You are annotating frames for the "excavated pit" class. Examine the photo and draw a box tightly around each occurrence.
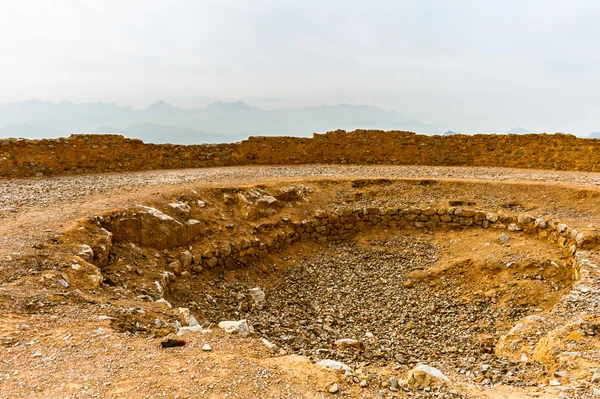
[160,229,572,385]
[81,179,590,388]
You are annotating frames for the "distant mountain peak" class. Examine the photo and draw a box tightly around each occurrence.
[205,101,258,112]
[147,100,173,109]
[507,126,531,134]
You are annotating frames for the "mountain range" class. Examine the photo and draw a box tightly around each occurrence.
[0,100,438,144]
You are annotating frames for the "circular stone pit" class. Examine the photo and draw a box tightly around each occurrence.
[167,228,573,387]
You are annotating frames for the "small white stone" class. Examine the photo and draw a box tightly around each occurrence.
[507,223,522,232]
[316,359,352,372]
[57,279,69,288]
[202,344,212,351]
[328,383,339,394]
[261,338,279,352]
[93,327,106,335]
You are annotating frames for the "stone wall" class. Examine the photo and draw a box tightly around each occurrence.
[0,134,235,177]
[3,130,600,178]
[99,203,595,284]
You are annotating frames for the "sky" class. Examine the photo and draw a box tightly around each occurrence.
[0,0,599,134]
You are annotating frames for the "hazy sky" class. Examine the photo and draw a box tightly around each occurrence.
[1,0,599,134]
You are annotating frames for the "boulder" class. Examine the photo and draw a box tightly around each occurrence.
[89,227,113,266]
[178,307,199,327]
[575,229,600,249]
[138,206,185,249]
[260,338,279,352]
[218,320,251,334]
[78,244,94,261]
[407,364,450,388]
[334,338,363,350]
[169,260,182,276]
[507,223,522,232]
[168,202,191,214]
[186,219,202,241]
[180,251,193,269]
[249,287,266,309]
[63,257,103,289]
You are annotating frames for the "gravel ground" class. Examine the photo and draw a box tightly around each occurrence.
[0,163,595,261]
[4,164,600,210]
[177,234,559,390]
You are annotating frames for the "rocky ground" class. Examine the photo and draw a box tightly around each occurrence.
[3,165,600,398]
[167,229,571,391]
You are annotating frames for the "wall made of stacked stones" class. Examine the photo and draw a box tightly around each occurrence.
[3,130,600,178]
[100,204,589,281]
[0,134,236,177]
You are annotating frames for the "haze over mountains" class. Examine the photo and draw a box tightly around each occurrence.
[0,100,439,144]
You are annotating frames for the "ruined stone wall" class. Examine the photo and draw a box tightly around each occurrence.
[98,203,594,289]
[2,130,600,178]
[0,134,236,177]
[235,130,600,171]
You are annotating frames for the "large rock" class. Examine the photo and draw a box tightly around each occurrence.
[78,244,94,261]
[138,206,185,249]
[62,257,103,289]
[180,251,193,269]
[88,227,113,267]
[218,320,250,334]
[104,215,141,243]
[334,338,363,350]
[249,287,266,309]
[407,364,450,388]
[169,260,182,276]
[260,338,279,352]
[219,243,232,257]
[168,202,191,214]
[178,307,199,327]
[101,208,175,249]
[185,219,203,241]
[575,229,600,249]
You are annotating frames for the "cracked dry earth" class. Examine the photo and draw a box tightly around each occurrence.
[3,165,600,398]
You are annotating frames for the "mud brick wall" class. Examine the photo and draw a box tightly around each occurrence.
[2,130,600,178]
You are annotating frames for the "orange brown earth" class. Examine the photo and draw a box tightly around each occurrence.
[2,164,600,398]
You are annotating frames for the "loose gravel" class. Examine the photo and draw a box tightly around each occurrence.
[4,164,600,210]
[182,235,551,389]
